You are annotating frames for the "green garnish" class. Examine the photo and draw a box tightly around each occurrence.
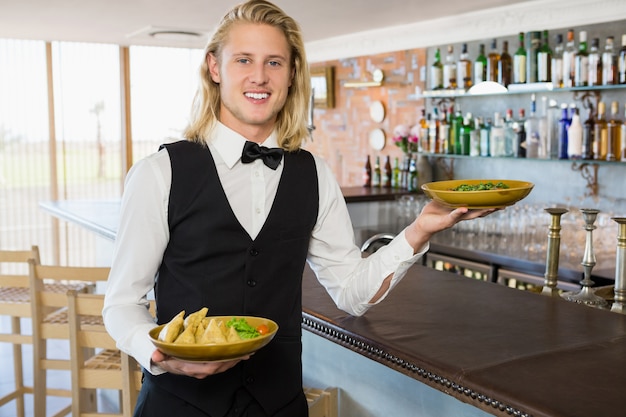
[226,317,260,339]
[451,182,510,191]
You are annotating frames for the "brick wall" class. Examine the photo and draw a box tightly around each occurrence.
[306,48,427,186]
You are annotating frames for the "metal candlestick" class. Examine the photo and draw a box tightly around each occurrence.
[561,208,608,308]
[611,217,626,314]
[542,208,568,297]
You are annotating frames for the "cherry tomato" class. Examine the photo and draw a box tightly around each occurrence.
[256,324,269,335]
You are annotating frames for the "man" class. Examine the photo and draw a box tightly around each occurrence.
[103,1,495,416]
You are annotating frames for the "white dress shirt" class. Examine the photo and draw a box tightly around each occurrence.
[103,122,427,373]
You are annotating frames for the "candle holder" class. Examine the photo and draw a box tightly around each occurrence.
[561,208,608,308]
[611,217,626,314]
[542,208,568,297]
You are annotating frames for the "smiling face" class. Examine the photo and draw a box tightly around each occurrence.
[207,22,294,142]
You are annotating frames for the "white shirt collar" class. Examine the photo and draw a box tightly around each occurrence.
[208,122,280,169]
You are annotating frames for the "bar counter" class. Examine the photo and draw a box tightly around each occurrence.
[40,200,626,416]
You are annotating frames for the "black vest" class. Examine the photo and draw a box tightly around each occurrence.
[146,140,318,416]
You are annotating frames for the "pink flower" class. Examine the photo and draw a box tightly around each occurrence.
[393,124,410,139]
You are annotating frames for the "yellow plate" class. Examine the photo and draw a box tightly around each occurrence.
[421,179,534,209]
[149,316,278,362]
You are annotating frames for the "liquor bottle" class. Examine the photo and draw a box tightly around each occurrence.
[407,157,418,192]
[551,34,564,88]
[372,155,381,187]
[546,99,560,159]
[400,156,409,189]
[620,34,626,84]
[474,44,487,85]
[490,112,506,157]
[574,30,589,87]
[537,96,550,158]
[363,155,372,187]
[516,108,527,158]
[391,157,401,189]
[582,107,595,160]
[527,31,542,83]
[537,30,552,83]
[562,29,576,87]
[525,94,540,158]
[457,43,472,90]
[419,109,429,152]
[607,101,622,161]
[479,117,491,157]
[594,101,608,160]
[448,107,461,155]
[504,109,516,157]
[443,45,457,89]
[587,38,601,86]
[470,117,481,157]
[382,155,392,188]
[429,108,440,153]
[567,108,583,159]
[557,103,570,159]
[430,48,444,90]
[513,33,527,84]
[602,36,617,85]
[487,39,500,82]
[437,107,450,154]
[498,40,512,87]
[462,114,475,156]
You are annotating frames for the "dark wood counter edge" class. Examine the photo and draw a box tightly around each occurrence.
[301,310,521,417]
[340,186,417,203]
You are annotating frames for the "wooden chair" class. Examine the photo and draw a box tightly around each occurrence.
[0,246,41,417]
[28,260,112,417]
[305,387,338,417]
[67,290,143,417]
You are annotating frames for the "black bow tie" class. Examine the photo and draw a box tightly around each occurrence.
[241,141,284,170]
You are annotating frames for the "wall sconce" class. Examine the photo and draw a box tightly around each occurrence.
[344,69,385,88]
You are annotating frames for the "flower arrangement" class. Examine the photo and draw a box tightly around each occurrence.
[392,124,419,156]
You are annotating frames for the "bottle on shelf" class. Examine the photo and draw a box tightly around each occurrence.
[439,107,450,154]
[607,101,622,161]
[562,29,576,87]
[557,103,571,159]
[602,36,617,86]
[525,94,540,158]
[400,155,409,189]
[429,107,440,153]
[567,107,583,159]
[537,30,552,83]
[391,157,401,189]
[363,155,372,187]
[457,43,473,90]
[551,33,564,88]
[515,108,527,158]
[430,48,444,90]
[407,157,418,192]
[574,30,589,87]
[594,101,608,160]
[498,40,512,87]
[474,43,487,85]
[513,32,527,84]
[490,112,506,157]
[527,31,542,83]
[382,155,392,188]
[582,107,595,160]
[461,113,474,156]
[620,34,626,84]
[504,108,516,157]
[487,39,500,83]
[480,117,491,157]
[457,110,468,155]
[621,105,626,161]
[443,44,457,89]
[537,96,550,158]
[587,37,602,86]
[470,116,481,157]
[419,108,429,153]
[372,155,382,187]
[448,107,461,155]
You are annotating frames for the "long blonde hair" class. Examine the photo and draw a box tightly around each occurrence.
[183,0,311,152]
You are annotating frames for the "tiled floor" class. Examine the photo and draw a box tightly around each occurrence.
[0,316,118,417]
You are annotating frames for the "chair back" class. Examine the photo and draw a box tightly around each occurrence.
[67,290,140,417]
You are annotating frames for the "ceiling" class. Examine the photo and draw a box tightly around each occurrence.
[0,0,532,49]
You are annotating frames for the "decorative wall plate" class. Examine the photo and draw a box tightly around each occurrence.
[369,128,386,151]
[369,100,385,123]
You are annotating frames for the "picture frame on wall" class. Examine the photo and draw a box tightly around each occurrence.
[310,66,335,109]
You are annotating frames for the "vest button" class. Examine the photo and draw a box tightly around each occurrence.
[249,248,259,256]
[247,280,256,287]
[246,376,255,384]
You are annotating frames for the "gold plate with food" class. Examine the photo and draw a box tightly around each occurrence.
[149,308,278,362]
[421,179,534,209]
